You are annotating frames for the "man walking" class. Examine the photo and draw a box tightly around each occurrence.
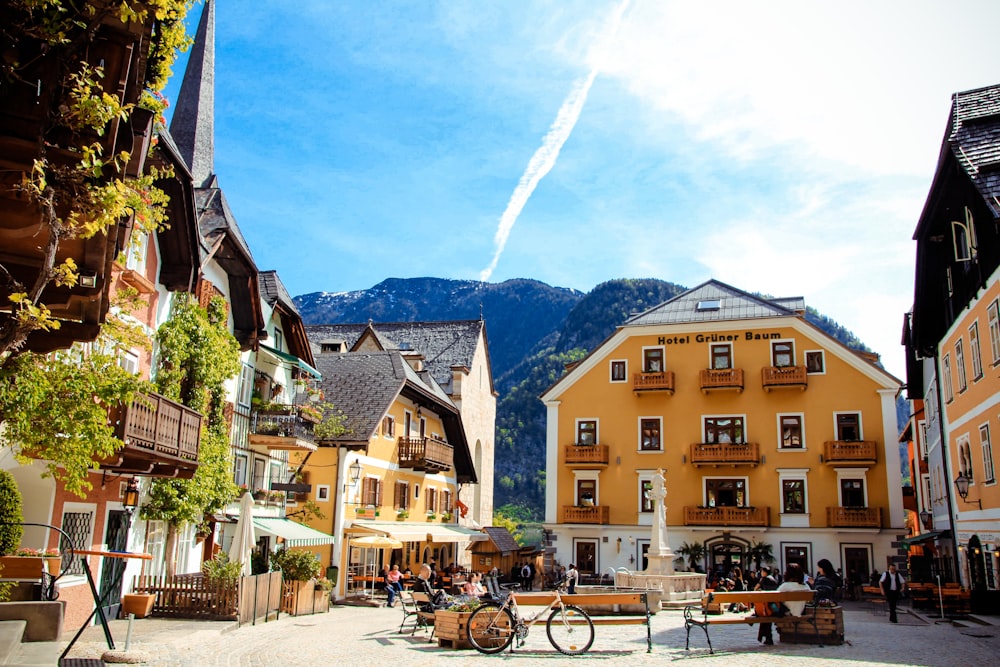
[879,563,906,623]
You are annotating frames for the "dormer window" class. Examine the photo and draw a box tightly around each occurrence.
[697,299,721,311]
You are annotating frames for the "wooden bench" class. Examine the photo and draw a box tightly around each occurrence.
[510,591,653,653]
[684,590,821,654]
[407,592,437,641]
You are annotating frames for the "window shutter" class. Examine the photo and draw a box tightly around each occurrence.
[376,479,383,507]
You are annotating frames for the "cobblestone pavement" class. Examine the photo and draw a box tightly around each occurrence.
[61,601,997,667]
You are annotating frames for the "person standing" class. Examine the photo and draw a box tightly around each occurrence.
[880,564,906,623]
[565,563,579,594]
[754,565,779,645]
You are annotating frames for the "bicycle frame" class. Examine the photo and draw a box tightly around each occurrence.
[468,584,595,655]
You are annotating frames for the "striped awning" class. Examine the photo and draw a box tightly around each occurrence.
[251,517,335,547]
[348,521,488,544]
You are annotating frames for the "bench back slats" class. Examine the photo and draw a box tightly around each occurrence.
[703,590,815,606]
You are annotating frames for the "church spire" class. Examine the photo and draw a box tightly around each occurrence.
[170,0,215,188]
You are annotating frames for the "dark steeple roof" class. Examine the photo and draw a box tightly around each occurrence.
[170,0,215,188]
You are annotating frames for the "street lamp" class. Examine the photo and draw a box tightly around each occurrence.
[345,460,363,494]
[953,472,983,510]
[919,509,933,530]
[122,478,140,515]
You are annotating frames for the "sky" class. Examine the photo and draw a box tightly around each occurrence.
[162,0,1000,380]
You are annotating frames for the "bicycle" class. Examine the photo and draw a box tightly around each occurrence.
[466,582,595,655]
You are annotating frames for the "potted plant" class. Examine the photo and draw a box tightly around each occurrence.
[440,512,453,522]
[272,548,326,616]
[396,509,409,520]
[426,512,437,521]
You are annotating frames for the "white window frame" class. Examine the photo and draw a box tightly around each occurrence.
[636,470,655,525]
[777,412,806,450]
[572,470,600,506]
[125,230,148,272]
[969,321,983,380]
[777,468,810,528]
[233,454,248,486]
[835,468,869,507]
[988,299,1000,364]
[943,354,954,402]
[316,484,330,502]
[641,346,666,373]
[981,423,996,485]
[702,475,750,508]
[609,359,628,383]
[918,420,929,459]
[920,473,932,513]
[702,413,748,445]
[955,339,968,392]
[804,349,826,375]
[957,433,973,480]
[637,416,663,453]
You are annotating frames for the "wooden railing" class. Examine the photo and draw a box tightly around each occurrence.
[689,441,760,466]
[564,444,609,465]
[823,440,877,464]
[106,390,203,478]
[761,366,808,391]
[684,505,770,527]
[398,436,453,472]
[561,505,610,524]
[632,371,675,393]
[132,571,283,624]
[699,368,744,392]
[827,506,881,528]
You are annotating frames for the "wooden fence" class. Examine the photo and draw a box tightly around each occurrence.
[130,571,282,624]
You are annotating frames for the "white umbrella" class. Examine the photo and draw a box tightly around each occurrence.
[351,535,402,598]
[228,492,256,576]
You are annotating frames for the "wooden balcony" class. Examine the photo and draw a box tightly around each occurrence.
[561,505,610,524]
[689,442,761,467]
[564,444,609,467]
[632,371,675,394]
[249,408,318,452]
[684,506,770,527]
[761,366,808,391]
[823,440,877,465]
[827,506,882,528]
[104,391,203,479]
[699,368,744,393]
[398,436,453,473]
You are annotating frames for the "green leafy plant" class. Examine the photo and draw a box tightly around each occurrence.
[201,551,242,588]
[396,509,409,519]
[270,547,321,582]
[677,541,706,572]
[314,576,333,592]
[0,469,25,556]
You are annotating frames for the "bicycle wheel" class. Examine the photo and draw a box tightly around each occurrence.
[467,603,516,654]
[546,604,594,655]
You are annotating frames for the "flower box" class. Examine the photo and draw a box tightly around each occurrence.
[121,593,156,618]
[0,555,62,579]
[355,508,378,520]
[434,610,474,649]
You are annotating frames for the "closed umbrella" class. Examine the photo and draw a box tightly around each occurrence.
[351,535,402,599]
[228,492,256,576]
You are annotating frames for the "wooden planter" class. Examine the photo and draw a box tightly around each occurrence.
[281,580,330,616]
[434,610,474,649]
[0,556,62,579]
[121,593,156,618]
[777,606,844,644]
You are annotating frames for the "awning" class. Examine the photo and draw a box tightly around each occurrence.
[900,529,951,547]
[259,344,321,379]
[348,521,488,544]
[252,517,336,547]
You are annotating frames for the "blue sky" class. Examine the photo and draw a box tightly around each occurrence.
[163,0,1000,379]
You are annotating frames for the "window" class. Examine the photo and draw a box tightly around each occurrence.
[610,360,627,383]
[779,415,803,449]
[711,344,732,370]
[805,350,825,374]
[782,479,805,514]
[989,300,1000,364]
[124,231,148,271]
[426,487,438,514]
[316,485,330,502]
[918,420,929,459]
[970,322,983,380]
[921,474,931,512]
[577,420,597,445]
[643,347,664,373]
[383,415,395,438]
[943,354,954,402]
[576,479,597,506]
[840,478,866,507]
[361,477,383,507]
[771,340,794,367]
[697,299,721,311]
[252,459,266,490]
[836,413,861,441]
[704,416,745,444]
[705,478,746,507]
[442,490,452,514]
[952,208,978,262]
[237,363,255,409]
[117,349,140,375]
[639,479,653,513]
[639,418,662,451]
[955,340,967,392]
[981,425,995,484]
[394,482,409,510]
[273,327,284,352]
[233,455,247,486]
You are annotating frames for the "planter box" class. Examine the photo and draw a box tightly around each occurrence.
[434,610,474,649]
[0,556,61,579]
[777,606,844,645]
[354,508,378,520]
[121,593,156,618]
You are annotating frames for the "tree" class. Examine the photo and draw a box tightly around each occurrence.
[677,541,706,572]
[748,539,775,570]
[139,293,241,575]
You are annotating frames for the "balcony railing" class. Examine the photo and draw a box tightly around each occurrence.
[689,441,761,466]
[105,391,203,479]
[249,407,318,452]
[823,440,877,465]
[398,436,453,473]
[561,505,610,524]
[564,444,609,466]
[684,506,770,527]
[827,506,882,528]
[761,366,808,391]
[699,368,744,393]
[632,371,675,393]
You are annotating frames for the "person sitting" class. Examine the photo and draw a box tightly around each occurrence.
[777,563,812,617]
[385,564,404,607]
[813,558,842,602]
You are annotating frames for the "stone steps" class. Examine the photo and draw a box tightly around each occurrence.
[0,620,64,667]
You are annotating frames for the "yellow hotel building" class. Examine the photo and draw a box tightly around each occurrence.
[541,280,903,580]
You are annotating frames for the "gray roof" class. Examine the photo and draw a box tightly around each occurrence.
[948,84,1000,217]
[625,280,802,327]
[169,0,215,189]
[480,526,520,554]
[259,270,299,315]
[305,320,488,392]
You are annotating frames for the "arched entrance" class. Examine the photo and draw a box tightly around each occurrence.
[704,534,749,576]
[968,535,987,591]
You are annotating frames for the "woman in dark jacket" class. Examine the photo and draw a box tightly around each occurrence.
[813,558,842,601]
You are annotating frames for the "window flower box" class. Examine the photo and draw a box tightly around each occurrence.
[0,554,62,579]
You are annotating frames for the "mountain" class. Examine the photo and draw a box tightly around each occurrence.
[295,277,899,519]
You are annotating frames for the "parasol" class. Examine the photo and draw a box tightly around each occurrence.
[351,535,402,598]
[227,492,256,576]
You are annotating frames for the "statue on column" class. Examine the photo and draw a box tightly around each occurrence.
[643,468,674,574]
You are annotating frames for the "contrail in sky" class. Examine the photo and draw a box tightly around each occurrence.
[479,0,630,282]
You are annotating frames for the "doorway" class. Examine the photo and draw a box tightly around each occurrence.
[575,540,598,576]
[98,510,129,621]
